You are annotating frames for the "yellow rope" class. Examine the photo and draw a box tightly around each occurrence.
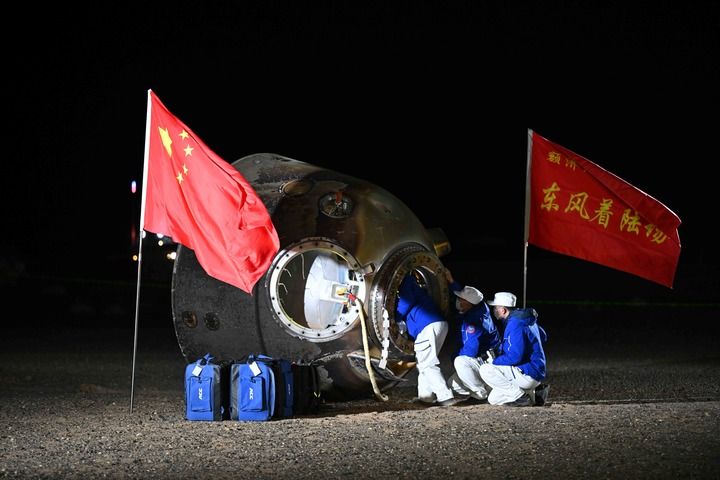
[353,297,389,402]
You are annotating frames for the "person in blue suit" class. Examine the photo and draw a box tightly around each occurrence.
[396,273,462,406]
[444,269,500,401]
[479,291,548,406]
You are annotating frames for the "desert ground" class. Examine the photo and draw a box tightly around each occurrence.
[2,305,719,479]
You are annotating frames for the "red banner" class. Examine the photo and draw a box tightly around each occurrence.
[143,91,279,293]
[528,130,681,288]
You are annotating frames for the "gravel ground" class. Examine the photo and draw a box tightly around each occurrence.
[2,312,719,479]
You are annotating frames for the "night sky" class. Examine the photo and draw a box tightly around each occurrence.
[3,2,718,313]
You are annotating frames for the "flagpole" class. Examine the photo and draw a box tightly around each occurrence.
[522,129,534,309]
[130,89,154,413]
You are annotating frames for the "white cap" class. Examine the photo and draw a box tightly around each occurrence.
[486,292,517,307]
[454,286,483,305]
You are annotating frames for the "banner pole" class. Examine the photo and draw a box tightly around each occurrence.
[522,129,534,309]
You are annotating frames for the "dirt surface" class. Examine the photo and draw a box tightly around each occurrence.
[2,314,719,479]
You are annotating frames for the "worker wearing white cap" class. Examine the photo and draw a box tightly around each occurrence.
[444,269,500,401]
[479,291,548,407]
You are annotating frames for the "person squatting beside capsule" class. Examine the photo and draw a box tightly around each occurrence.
[479,291,548,407]
[444,268,500,402]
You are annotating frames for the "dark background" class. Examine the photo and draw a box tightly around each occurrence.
[3,2,718,329]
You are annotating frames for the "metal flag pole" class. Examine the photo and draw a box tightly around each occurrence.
[129,232,145,413]
[130,89,154,413]
[522,129,534,309]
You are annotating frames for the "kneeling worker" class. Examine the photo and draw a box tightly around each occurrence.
[444,269,500,402]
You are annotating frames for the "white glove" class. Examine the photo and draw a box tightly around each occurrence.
[397,321,407,336]
[485,349,495,364]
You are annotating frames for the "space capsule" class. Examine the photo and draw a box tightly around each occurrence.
[172,153,452,400]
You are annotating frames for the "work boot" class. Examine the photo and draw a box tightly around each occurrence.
[470,387,489,401]
[436,396,465,407]
[504,393,531,407]
[534,383,550,406]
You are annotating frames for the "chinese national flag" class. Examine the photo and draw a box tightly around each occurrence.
[528,130,681,288]
[142,90,279,293]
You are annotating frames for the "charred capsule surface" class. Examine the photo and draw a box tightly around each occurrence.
[172,153,450,399]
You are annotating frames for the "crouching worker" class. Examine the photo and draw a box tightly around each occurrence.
[444,268,499,402]
[479,292,548,407]
[397,273,463,407]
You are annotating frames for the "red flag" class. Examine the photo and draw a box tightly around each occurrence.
[527,130,681,288]
[142,90,279,293]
